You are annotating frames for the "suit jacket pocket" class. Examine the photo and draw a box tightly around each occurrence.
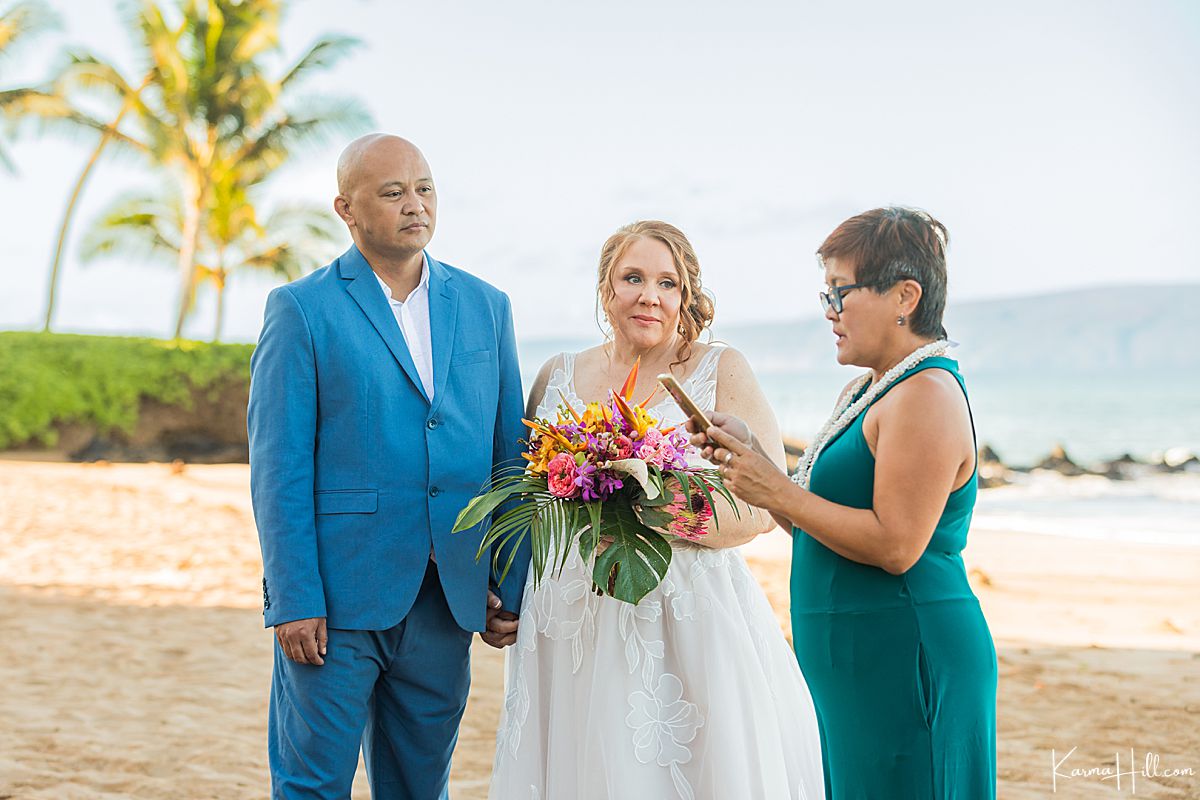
[451,349,492,366]
[314,489,378,514]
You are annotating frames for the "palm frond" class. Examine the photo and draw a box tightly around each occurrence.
[11,0,369,333]
[226,2,279,63]
[234,95,372,165]
[0,1,58,63]
[263,202,341,234]
[138,3,189,115]
[278,35,361,92]
[0,87,147,154]
[79,188,183,264]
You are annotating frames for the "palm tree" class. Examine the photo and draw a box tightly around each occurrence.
[200,167,344,342]
[206,204,343,343]
[9,0,368,336]
[3,5,142,336]
[81,174,342,342]
[0,1,58,171]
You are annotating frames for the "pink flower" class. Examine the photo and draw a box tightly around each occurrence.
[547,453,581,498]
[637,443,667,468]
[636,428,676,468]
[614,435,634,460]
[663,479,714,541]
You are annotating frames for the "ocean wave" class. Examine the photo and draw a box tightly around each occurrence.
[973,472,1200,545]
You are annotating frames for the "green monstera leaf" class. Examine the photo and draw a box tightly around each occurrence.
[457,461,739,605]
[591,501,673,605]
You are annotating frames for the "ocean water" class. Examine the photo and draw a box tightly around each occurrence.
[755,369,1200,546]
[751,369,1200,468]
[518,344,1200,546]
[519,344,1200,467]
[971,472,1200,546]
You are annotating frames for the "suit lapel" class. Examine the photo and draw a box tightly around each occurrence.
[339,245,429,403]
[428,257,458,415]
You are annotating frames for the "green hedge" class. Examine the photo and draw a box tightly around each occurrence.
[0,332,254,449]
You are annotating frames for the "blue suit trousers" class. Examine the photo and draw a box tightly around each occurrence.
[268,562,472,799]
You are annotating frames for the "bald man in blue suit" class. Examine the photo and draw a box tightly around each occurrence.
[248,134,529,799]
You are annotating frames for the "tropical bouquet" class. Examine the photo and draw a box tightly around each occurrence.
[452,360,738,605]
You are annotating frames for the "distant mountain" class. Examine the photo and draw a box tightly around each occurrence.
[716,284,1200,374]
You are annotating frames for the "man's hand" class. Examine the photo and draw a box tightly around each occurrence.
[275,617,328,666]
[481,590,519,649]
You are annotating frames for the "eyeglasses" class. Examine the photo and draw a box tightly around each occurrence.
[819,283,872,315]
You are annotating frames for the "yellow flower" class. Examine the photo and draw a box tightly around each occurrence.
[628,403,661,439]
[523,431,559,476]
[578,403,608,433]
[609,390,661,439]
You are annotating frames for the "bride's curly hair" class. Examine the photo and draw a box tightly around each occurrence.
[596,220,716,365]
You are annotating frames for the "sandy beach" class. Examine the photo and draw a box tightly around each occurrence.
[1,460,1197,799]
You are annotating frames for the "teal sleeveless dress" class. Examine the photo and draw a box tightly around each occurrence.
[791,357,997,799]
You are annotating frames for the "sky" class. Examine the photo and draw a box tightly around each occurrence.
[1,0,1198,343]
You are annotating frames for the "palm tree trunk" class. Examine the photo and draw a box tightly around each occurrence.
[174,126,218,341]
[212,261,227,343]
[41,83,145,333]
[43,136,111,332]
[172,183,203,340]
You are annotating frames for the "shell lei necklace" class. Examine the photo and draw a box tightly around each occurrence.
[791,339,952,489]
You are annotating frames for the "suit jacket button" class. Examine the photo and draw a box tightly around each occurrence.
[427,418,439,430]
[429,486,441,497]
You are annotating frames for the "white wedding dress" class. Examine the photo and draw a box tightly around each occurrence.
[488,347,825,800]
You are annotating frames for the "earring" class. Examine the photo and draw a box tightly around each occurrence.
[897,315,906,326]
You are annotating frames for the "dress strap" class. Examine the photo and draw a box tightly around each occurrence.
[546,352,576,391]
[536,352,583,420]
[865,356,959,408]
[867,356,978,482]
[563,351,577,386]
[684,344,726,413]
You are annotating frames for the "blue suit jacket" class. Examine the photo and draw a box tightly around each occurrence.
[248,245,529,632]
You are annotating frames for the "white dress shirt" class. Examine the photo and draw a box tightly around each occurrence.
[374,253,435,401]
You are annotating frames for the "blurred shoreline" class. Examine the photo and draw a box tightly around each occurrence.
[6,438,1199,553]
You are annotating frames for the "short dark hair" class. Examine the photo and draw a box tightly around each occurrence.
[817,207,949,339]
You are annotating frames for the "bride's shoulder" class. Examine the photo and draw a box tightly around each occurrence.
[677,341,726,372]
[570,344,609,374]
[708,345,764,401]
[699,342,748,378]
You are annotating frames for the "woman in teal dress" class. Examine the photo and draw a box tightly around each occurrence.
[689,207,997,799]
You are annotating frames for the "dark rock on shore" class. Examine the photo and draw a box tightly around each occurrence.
[1098,453,1142,480]
[773,437,1196,489]
[1160,449,1200,473]
[978,443,1012,488]
[1093,450,1199,479]
[1170,456,1200,473]
[1034,444,1089,477]
[979,444,1004,465]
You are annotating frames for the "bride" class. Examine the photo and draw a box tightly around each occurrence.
[489,221,824,799]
